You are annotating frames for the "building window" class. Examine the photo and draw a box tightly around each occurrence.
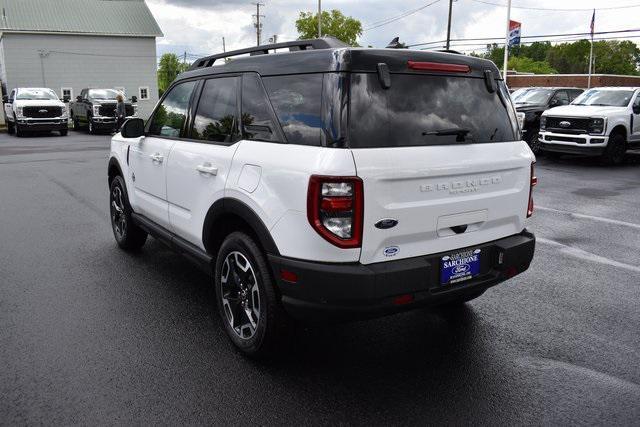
[139,86,150,100]
[61,87,73,101]
[115,87,125,96]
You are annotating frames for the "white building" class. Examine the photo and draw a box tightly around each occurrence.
[0,0,163,121]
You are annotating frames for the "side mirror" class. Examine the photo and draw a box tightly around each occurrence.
[76,96,82,102]
[633,104,640,115]
[63,96,70,103]
[131,95,138,103]
[2,95,7,103]
[121,118,145,138]
[549,98,559,107]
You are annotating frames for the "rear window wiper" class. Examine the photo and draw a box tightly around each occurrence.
[422,128,471,142]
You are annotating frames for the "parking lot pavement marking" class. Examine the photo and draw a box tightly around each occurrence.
[537,237,640,274]
[537,206,640,231]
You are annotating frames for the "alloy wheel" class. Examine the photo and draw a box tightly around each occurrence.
[220,251,261,339]
[111,186,126,239]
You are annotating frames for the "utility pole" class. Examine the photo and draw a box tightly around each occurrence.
[318,0,322,38]
[588,9,595,88]
[445,0,453,50]
[252,2,264,46]
[222,36,226,53]
[502,0,512,84]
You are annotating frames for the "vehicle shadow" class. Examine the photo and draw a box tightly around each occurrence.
[538,150,640,167]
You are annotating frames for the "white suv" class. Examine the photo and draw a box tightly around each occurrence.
[108,38,536,356]
[540,86,640,164]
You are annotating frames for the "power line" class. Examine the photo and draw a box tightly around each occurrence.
[408,27,640,47]
[468,0,640,12]
[424,34,640,51]
[363,0,443,31]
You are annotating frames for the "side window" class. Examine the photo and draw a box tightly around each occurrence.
[553,91,569,106]
[148,80,196,138]
[262,74,323,146]
[633,94,640,110]
[569,90,582,102]
[81,89,88,100]
[190,77,239,143]
[241,73,281,142]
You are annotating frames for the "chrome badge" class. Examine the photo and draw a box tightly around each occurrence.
[375,218,398,229]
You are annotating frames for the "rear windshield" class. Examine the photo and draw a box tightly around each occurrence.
[349,73,516,148]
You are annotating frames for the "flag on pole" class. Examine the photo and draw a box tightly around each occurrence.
[590,9,595,36]
[508,20,521,48]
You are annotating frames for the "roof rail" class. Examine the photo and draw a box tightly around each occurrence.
[435,49,463,55]
[188,37,348,71]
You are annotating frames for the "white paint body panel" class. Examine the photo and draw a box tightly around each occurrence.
[351,142,535,265]
[166,140,239,248]
[227,140,360,262]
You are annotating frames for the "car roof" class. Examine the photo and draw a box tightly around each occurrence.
[586,86,640,91]
[178,37,502,81]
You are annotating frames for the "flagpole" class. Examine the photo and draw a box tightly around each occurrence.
[503,0,511,84]
[588,9,594,88]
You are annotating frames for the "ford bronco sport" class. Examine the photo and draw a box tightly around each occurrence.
[108,37,536,356]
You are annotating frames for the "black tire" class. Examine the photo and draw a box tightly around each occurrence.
[601,133,626,166]
[15,123,24,137]
[71,112,79,130]
[214,231,291,358]
[59,129,68,136]
[109,175,147,250]
[526,129,542,155]
[88,117,95,134]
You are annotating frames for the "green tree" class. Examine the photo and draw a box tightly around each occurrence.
[508,56,557,74]
[157,53,189,96]
[295,9,362,46]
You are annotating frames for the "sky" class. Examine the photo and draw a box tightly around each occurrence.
[146,0,640,61]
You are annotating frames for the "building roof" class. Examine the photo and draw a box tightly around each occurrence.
[0,0,163,37]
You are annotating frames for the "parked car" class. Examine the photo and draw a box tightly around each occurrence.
[540,86,640,164]
[70,88,137,134]
[107,37,537,357]
[513,87,584,154]
[3,87,68,137]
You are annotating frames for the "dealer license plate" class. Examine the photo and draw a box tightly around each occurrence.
[440,248,481,285]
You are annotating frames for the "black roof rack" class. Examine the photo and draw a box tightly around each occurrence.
[188,37,349,71]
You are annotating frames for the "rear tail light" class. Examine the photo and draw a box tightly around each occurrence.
[307,175,363,249]
[527,162,537,218]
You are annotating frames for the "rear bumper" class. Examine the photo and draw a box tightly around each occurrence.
[269,230,535,322]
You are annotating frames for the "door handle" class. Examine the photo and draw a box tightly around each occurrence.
[150,153,163,164]
[196,163,218,176]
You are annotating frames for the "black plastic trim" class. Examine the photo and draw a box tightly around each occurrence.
[541,142,605,156]
[131,213,213,275]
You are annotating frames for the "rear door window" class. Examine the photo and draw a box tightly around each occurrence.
[190,77,239,143]
[262,74,323,146]
[349,73,515,148]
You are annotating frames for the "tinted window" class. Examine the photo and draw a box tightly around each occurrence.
[349,73,515,148]
[263,74,322,146]
[148,80,196,138]
[191,77,238,143]
[514,88,554,105]
[241,74,281,142]
[552,91,569,105]
[569,89,583,101]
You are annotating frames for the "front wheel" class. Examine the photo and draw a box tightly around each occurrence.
[215,232,291,358]
[109,175,147,250]
[7,120,15,135]
[59,129,68,136]
[601,133,626,165]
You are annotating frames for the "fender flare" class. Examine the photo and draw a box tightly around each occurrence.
[107,157,124,187]
[202,198,280,256]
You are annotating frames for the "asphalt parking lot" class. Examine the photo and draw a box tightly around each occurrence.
[1,131,639,424]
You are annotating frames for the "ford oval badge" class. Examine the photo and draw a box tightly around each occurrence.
[375,218,398,229]
[383,246,399,257]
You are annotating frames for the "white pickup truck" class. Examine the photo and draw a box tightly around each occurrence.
[3,87,69,137]
[539,86,640,164]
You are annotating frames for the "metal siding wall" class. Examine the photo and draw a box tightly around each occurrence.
[2,33,159,118]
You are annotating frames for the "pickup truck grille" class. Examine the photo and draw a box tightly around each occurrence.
[546,117,590,134]
[99,104,116,116]
[23,106,62,118]
[99,104,135,116]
